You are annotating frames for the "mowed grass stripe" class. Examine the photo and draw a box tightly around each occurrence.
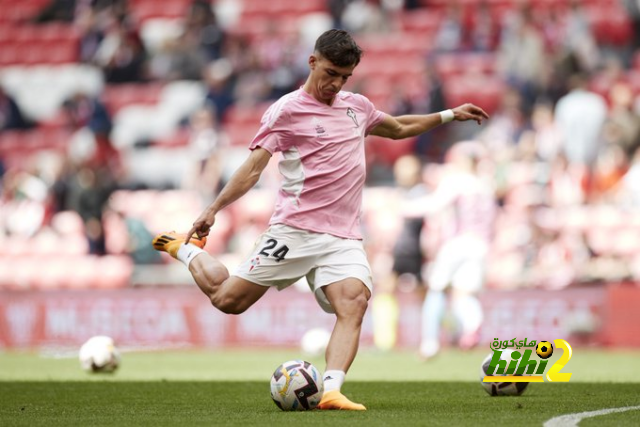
[1,349,639,383]
[1,382,639,427]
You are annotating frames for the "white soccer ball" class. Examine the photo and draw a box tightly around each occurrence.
[79,336,121,373]
[300,328,331,356]
[479,350,530,396]
[270,360,324,411]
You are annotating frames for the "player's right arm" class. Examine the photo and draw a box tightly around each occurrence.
[186,147,272,242]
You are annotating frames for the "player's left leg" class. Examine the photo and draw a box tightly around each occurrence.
[317,278,369,411]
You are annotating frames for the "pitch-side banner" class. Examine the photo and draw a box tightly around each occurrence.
[0,285,630,349]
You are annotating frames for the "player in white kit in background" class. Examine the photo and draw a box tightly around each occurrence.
[153,29,489,410]
[406,142,497,360]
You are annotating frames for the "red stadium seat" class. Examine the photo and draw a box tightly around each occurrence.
[443,75,504,115]
[399,8,443,36]
[102,83,164,115]
[223,103,269,127]
[94,256,133,289]
[224,125,260,146]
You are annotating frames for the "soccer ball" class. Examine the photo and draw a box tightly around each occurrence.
[536,341,554,359]
[270,360,324,411]
[300,328,331,356]
[79,336,121,373]
[480,350,529,396]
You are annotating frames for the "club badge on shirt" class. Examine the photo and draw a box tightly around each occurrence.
[346,107,359,127]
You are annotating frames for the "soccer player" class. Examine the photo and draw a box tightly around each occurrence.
[408,143,497,360]
[153,29,488,410]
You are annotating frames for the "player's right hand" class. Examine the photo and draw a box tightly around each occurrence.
[185,209,216,245]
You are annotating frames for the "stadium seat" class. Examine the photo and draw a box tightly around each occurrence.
[399,8,443,36]
[65,256,100,289]
[94,256,133,289]
[224,125,261,146]
[102,83,164,115]
[223,103,270,127]
[132,0,190,22]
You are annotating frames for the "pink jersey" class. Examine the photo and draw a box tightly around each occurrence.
[249,88,386,239]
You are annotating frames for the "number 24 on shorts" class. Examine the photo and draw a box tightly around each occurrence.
[258,239,289,262]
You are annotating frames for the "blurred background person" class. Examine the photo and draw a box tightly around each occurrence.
[0,87,33,131]
[372,154,428,352]
[554,73,608,198]
[403,142,496,359]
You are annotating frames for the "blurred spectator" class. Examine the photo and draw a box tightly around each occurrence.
[183,108,228,198]
[62,165,117,255]
[465,0,498,52]
[603,82,640,158]
[433,3,463,52]
[108,207,162,264]
[623,0,640,49]
[204,59,236,123]
[554,73,607,189]
[616,146,640,207]
[0,88,33,131]
[185,0,226,62]
[415,62,448,158]
[63,91,112,136]
[62,91,120,171]
[547,152,586,207]
[254,28,305,100]
[327,0,351,29]
[0,169,48,237]
[341,0,390,35]
[497,5,546,112]
[32,0,77,23]
[517,102,563,162]
[94,18,147,83]
[563,0,600,73]
[227,36,272,107]
[150,31,207,81]
[478,87,527,151]
[590,144,628,203]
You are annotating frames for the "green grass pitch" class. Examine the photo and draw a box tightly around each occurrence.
[1,348,639,426]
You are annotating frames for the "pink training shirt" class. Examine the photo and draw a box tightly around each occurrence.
[249,88,386,239]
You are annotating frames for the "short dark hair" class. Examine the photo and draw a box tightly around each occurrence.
[314,29,363,67]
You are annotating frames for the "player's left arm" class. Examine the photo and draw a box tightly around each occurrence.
[369,103,489,140]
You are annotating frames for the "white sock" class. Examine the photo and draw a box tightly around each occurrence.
[177,243,205,267]
[323,370,345,392]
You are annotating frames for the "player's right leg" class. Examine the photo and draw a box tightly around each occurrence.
[316,278,369,411]
[152,231,268,314]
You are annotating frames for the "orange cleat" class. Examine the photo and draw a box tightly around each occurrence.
[152,231,206,259]
[317,390,366,411]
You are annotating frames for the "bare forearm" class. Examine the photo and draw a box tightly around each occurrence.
[209,165,261,214]
[370,104,489,140]
[393,113,444,139]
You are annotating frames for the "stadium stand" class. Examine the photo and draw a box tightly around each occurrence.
[1,0,640,293]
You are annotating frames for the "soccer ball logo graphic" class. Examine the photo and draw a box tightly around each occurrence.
[270,360,324,411]
[536,341,554,359]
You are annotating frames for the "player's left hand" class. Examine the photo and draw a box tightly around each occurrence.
[452,103,490,125]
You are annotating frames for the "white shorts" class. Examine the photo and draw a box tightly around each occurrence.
[427,235,488,293]
[233,224,373,313]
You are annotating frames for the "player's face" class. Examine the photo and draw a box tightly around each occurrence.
[308,54,355,104]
